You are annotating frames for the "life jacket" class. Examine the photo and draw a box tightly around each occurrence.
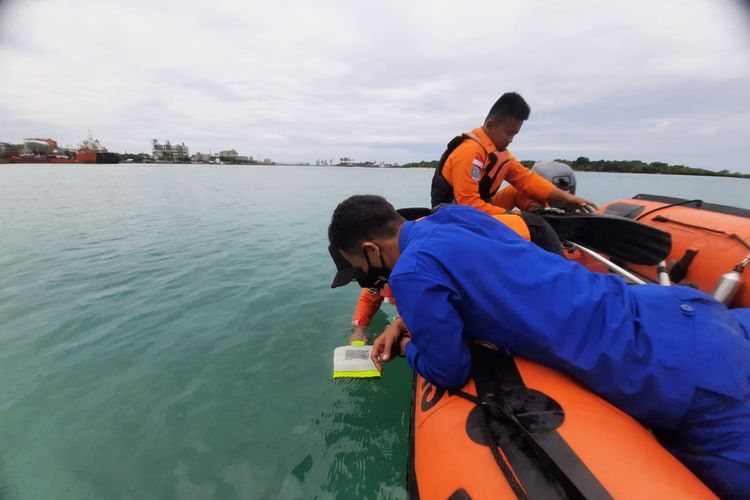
[430,132,513,208]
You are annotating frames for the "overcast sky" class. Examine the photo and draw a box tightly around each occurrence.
[1,0,749,171]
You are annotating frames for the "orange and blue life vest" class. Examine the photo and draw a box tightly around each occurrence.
[431,128,556,217]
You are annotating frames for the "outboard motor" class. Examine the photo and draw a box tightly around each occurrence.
[532,160,577,209]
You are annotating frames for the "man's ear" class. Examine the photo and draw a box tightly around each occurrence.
[361,241,380,256]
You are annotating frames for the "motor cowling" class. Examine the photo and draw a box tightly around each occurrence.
[532,160,577,208]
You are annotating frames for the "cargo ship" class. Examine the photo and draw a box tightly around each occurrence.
[4,136,120,164]
[8,138,78,163]
[75,136,120,164]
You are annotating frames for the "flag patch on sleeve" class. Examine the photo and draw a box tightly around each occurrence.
[470,156,483,181]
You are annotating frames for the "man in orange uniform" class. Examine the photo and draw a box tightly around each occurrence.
[431,92,596,216]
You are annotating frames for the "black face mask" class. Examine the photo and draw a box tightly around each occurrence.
[355,248,391,289]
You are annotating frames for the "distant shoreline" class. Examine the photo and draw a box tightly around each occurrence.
[397,157,750,179]
[4,157,748,179]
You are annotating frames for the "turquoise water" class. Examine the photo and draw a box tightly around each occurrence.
[0,165,748,499]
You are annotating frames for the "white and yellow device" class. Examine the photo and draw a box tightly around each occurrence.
[332,341,381,378]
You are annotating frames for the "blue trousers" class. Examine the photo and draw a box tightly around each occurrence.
[665,387,750,499]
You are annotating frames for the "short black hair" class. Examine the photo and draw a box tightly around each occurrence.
[328,195,404,252]
[486,92,530,122]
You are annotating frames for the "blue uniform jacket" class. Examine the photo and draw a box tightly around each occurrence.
[392,205,750,430]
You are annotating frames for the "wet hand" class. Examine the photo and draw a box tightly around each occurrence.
[349,326,369,345]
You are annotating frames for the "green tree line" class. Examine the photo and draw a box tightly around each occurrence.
[398,157,750,179]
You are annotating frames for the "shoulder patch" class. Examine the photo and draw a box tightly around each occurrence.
[470,164,481,181]
[471,154,483,181]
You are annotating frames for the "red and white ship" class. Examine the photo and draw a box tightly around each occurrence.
[75,135,120,164]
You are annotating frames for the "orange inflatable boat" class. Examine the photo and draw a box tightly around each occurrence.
[406,194,748,498]
[593,194,750,307]
[408,346,716,499]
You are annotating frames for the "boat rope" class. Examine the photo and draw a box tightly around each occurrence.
[476,403,530,500]
[635,198,703,221]
[474,346,613,499]
[651,215,750,251]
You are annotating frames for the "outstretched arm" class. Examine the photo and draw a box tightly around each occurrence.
[390,274,472,389]
[349,288,384,343]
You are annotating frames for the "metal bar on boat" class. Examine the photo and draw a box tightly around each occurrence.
[567,242,648,285]
[657,261,671,286]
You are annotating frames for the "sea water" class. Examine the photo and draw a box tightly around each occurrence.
[0,164,748,499]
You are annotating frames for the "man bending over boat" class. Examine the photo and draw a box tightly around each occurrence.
[330,208,542,345]
[327,194,750,498]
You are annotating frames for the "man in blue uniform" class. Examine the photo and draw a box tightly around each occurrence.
[327,194,750,498]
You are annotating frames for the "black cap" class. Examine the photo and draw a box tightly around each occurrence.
[329,244,358,288]
[328,207,433,289]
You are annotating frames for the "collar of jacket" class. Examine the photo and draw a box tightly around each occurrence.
[465,127,499,155]
[398,220,417,256]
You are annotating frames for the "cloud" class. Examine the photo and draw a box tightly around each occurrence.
[0,0,749,171]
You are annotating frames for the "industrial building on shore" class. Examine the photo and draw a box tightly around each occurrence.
[1,135,276,165]
[151,139,189,162]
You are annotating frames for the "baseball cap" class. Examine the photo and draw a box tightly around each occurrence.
[329,207,433,288]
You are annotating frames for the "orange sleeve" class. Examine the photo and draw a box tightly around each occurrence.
[504,157,557,202]
[444,143,507,216]
[351,288,384,327]
[492,185,541,212]
[491,185,521,210]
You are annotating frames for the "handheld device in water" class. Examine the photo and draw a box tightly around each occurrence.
[332,342,381,378]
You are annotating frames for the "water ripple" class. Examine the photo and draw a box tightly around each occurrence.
[1,166,747,499]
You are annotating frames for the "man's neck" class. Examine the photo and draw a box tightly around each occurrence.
[381,224,403,268]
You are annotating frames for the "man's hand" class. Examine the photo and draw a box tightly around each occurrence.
[371,319,407,371]
[525,200,545,214]
[349,326,369,345]
[549,188,598,213]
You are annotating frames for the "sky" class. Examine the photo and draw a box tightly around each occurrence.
[1,0,749,171]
